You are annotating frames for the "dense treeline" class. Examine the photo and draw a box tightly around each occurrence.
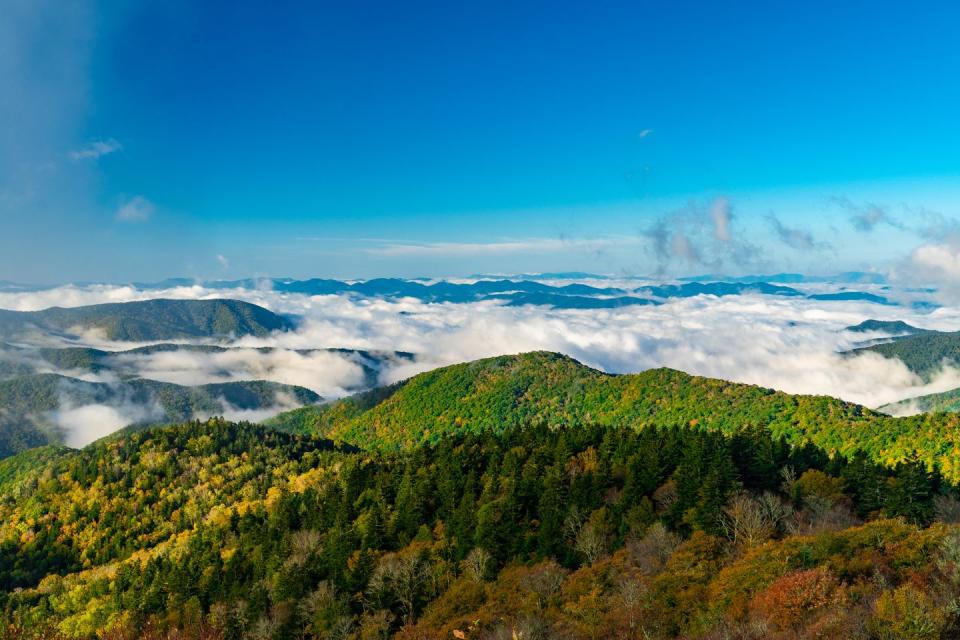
[2,416,958,639]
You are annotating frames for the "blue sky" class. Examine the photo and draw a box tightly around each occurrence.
[2,0,959,282]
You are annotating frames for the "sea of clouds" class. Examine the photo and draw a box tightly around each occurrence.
[5,278,960,445]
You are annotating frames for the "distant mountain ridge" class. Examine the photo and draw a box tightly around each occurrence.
[0,298,292,342]
[0,341,413,389]
[679,271,888,284]
[1,276,910,308]
[129,276,896,308]
[846,319,928,335]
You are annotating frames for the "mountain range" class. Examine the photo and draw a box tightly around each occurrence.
[1,277,910,309]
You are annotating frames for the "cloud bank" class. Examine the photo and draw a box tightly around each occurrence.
[4,280,960,415]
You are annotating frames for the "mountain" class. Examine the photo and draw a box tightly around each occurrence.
[267,351,960,482]
[495,292,659,308]
[848,330,960,378]
[0,341,413,390]
[0,373,320,459]
[638,281,803,298]
[809,291,892,304]
[125,276,917,308]
[846,319,928,335]
[0,298,292,342]
[880,387,960,416]
[680,271,889,284]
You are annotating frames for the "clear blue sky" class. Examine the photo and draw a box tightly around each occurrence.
[2,0,959,282]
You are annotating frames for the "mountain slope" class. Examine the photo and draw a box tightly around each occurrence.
[880,387,960,416]
[0,298,292,342]
[845,319,928,335]
[268,351,960,480]
[0,373,320,458]
[0,342,412,391]
[848,330,960,378]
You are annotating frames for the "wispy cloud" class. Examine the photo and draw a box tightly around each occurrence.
[69,138,122,161]
[638,129,654,139]
[216,254,230,269]
[767,214,829,251]
[830,196,901,233]
[115,195,154,222]
[643,196,759,272]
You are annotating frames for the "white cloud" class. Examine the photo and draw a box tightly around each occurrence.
[113,348,372,398]
[210,390,309,424]
[217,254,230,269]
[910,243,960,279]
[116,195,154,222]
[638,129,654,139]
[894,240,960,304]
[69,138,122,161]
[52,402,161,448]
[5,280,960,414]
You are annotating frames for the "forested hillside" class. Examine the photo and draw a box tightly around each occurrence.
[0,343,411,383]
[0,299,292,342]
[849,330,960,378]
[1,416,957,639]
[0,374,319,459]
[269,352,960,482]
[845,319,927,335]
[880,386,960,416]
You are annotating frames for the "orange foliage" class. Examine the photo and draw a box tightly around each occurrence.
[750,567,843,630]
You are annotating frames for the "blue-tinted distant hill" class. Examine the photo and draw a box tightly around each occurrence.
[846,319,928,335]
[637,281,802,298]
[679,271,888,285]
[128,276,906,308]
[2,277,915,310]
[493,293,659,308]
[809,291,893,305]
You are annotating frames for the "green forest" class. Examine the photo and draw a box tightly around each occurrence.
[1,352,960,638]
[850,330,960,379]
[0,299,292,343]
[268,352,960,482]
